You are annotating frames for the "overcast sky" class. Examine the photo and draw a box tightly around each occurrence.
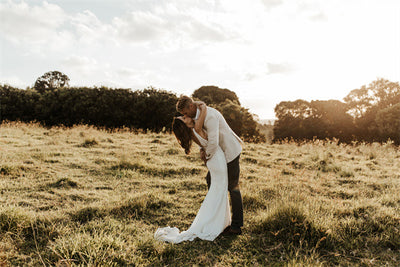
[1,0,399,119]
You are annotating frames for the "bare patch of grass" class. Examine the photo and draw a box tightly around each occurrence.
[338,170,354,178]
[165,148,179,155]
[48,178,79,189]
[0,165,14,175]
[243,157,258,164]
[79,138,98,148]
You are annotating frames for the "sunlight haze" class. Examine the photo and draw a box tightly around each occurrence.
[1,0,399,119]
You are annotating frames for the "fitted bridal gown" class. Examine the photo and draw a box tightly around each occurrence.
[154,129,231,243]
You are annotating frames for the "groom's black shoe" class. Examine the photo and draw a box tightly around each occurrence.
[222,226,242,236]
[221,226,231,235]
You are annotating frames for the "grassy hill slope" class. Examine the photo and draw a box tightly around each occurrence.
[1,122,399,266]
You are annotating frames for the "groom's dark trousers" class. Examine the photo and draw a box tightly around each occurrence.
[205,154,243,229]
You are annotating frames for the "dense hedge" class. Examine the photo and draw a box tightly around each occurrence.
[0,85,178,132]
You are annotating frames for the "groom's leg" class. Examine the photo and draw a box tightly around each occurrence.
[227,155,243,229]
[205,171,211,189]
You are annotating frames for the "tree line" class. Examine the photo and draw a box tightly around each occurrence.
[0,71,265,142]
[273,78,400,144]
[2,71,398,144]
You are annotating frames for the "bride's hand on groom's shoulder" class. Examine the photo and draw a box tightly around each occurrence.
[194,100,206,107]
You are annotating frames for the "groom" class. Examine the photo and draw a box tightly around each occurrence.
[176,95,243,235]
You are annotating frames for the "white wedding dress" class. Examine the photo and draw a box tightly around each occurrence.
[154,129,231,243]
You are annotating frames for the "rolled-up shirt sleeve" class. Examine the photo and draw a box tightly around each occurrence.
[205,113,219,160]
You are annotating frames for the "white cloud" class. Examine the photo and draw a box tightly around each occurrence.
[0,1,117,52]
[0,0,67,44]
[111,5,237,47]
[185,19,234,42]
[261,0,284,9]
[71,10,116,45]
[116,67,137,77]
[113,11,168,43]
[308,11,327,21]
[0,75,27,88]
[0,0,241,52]
[62,55,97,68]
[244,73,259,81]
[267,62,296,75]
[61,55,100,79]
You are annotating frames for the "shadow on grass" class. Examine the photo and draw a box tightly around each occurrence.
[109,195,171,220]
[243,188,278,211]
[69,206,105,224]
[248,205,338,264]
[69,193,173,224]
[337,208,400,251]
[110,160,202,177]
[245,204,400,265]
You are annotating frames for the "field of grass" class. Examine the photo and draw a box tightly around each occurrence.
[1,122,399,266]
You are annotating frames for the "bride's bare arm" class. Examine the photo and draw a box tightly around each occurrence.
[193,100,205,106]
[194,103,207,138]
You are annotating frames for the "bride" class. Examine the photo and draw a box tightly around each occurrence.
[154,103,231,243]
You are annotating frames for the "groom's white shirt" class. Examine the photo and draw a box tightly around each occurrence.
[195,107,242,163]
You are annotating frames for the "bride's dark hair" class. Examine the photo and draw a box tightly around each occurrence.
[172,117,192,155]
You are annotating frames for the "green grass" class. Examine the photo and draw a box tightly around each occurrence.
[0,121,399,266]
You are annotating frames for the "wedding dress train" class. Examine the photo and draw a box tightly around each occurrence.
[154,129,231,243]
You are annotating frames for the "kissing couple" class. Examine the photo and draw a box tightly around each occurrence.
[154,95,244,243]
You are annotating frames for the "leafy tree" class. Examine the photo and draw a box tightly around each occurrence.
[216,100,266,143]
[310,100,354,142]
[274,100,313,119]
[366,78,400,108]
[343,85,371,118]
[344,78,400,142]
[192,86,240,105]
[273,100,315,141]
[215,99,244,136]
[273,79,400,143]
[375,103,400,144]
[34,71,70,94]
[273,99,355,142]
[191,86,265,143]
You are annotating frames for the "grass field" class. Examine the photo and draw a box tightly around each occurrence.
[1,122,399,266]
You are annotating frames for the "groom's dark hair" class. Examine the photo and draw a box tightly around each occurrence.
[176,95,193,113]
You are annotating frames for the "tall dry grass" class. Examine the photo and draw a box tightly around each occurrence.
[0,122,399,266]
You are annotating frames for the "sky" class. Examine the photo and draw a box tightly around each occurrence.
[0,0,399,119]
